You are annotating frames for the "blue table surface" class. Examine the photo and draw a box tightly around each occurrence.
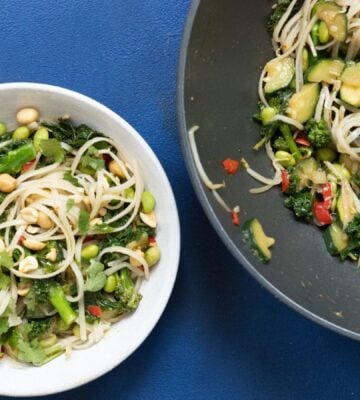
[1,1,360,399]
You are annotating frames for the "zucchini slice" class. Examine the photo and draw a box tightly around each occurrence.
[264,57,295,94]
[340,84,360,107]
[323,222,349,255]
[295,157,319,189]
[336,190,356,226]
[340,63,360,87]
[242,218,275,263]
[315,2,348,42]
[307,59,345,84]
[286,83,320,123]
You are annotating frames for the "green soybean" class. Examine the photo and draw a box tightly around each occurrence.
[12,126,30,140]
[275,150,296,167]
[81,244,99,260]
[261,107,277,125]
[141,191,155,213]
[145,246,161,267]
[104,275,117,293]
[125,187,135,199]
[33,127,49,151]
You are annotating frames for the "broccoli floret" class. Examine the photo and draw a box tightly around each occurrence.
[114,269,142,312]
[344,213,360,259]
[284,191,314,219]
[24,279,76,326]
[253,89,294,141]
[305,118,331,148]
[6,320,63,366]
[273,136,289,151]
[23,318,54,342]
[84,269,142,316]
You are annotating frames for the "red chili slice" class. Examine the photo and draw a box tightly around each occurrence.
[313,200,332,226]
[222,158,240,175]
[295,132,311,147]
[231,210,240,226]
[281,170,289,193]
[88,305,102,317]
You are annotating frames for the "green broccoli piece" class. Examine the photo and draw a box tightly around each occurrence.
[23,318,54,342]
[342,213,360,259]
[273,136,289,151]
[284,191,314,219]
[305,118,331,148]
[114,269,142,312]
[6,320,63,366]
[49,285,77,326]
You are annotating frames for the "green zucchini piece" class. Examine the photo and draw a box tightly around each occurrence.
[340,84,360,107]
[242,218,275,263]
[264,57,295,94]
[286,83,320,123]
[295,157,319,189]
[307,59,345,84]
[315,2,348,42]
[336,190,356,226]
[340,63,360,86]
[323,222,348,255]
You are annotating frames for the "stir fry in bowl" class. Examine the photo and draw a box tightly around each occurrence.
[0,107,160,366]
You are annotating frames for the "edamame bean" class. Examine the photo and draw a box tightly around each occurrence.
[104,275,117,293]
[274,151,296,167]
[138,232,149,250]
[33,127,49,151]
[125,187,135,199]
[145,246,161,267]
[12,126,30,140]
[261,107,276,125]
[317,147,336,162]
[141,191,155,213]
[302,48,309,71]
[319,21,330,44]
[81,244,99,260]
[0,122,7,136]
[311,22,319,45]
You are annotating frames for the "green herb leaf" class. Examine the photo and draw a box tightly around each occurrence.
[0,251,14,269]
[90,223,114,234]
[63,171,81,187]
[84,260,106,292]
[66,198,75,212]
[0,318,9,335]
[80,147,105,172]
[78,209,90,235]
[0,268,10,289]
[39,139,65,163]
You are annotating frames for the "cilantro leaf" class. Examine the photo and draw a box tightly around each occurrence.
[80,147,105,172]
[78,209,90,235]
[84,260,106,292]
[66,198,75,212]
[0,251,14,269]
[39,139,65,163]
[63,171,81,187]
[0,318,9,335]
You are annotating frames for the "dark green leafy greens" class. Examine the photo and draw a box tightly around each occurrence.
[284,191,314,219]
[42,119,101,149]
[305,118,331,148]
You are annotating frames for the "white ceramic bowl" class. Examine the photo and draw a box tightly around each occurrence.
[0,83,180,397]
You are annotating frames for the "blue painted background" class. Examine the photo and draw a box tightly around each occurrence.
[1,1,360,399]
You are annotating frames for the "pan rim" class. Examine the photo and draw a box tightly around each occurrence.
[176,0,360,341]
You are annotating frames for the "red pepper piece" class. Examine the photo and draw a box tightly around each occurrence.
[281,170,289,193]
[231,210,240,226]
[21,160,36,174]
[222,158,240,175]
[88,305,102,317]
[313,200,332,226]
[322,183,332,209]
[295,132,311,147]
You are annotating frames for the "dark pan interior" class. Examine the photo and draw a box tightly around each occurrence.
[178,0,360,339]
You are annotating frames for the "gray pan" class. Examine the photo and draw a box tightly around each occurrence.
[177,0,360,339]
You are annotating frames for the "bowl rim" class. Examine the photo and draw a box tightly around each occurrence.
[0,81,181,396]
[176,0,359,341]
